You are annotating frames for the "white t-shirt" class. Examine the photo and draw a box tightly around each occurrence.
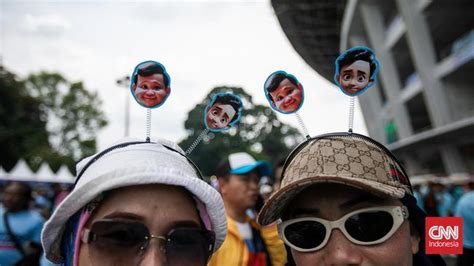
[235,220,253,240]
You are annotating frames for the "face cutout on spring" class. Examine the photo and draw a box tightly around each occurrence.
[204,93,242,132]
[338,60,371,96]
[131,61,171,109]
[264,72,304,114]
[206,104,235,129]
[334,46,379,97]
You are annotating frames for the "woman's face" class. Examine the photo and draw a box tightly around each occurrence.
[78,184,203,266]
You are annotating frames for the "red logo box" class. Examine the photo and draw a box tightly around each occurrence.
[425,217,463,254]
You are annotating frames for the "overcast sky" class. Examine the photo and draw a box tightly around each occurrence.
[1,0,367,151]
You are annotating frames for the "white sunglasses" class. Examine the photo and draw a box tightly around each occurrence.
[278,205,409,252]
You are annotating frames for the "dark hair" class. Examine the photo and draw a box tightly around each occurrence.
[132,62,170,87]
[6,182,32,210]
[214,159,231,181]
[265,72,298,102]
[212,94,242,124]
[336,48,378,78]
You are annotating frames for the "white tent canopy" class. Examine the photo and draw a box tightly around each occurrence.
[7,159,35,182]
[56,165,75,184]
[0,160,75,184]
[34,163,56,183]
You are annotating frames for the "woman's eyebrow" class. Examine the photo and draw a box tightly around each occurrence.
[290,207,320,218]
[167,220,201,229]
[103,211,144,221]
[339,194,384,210]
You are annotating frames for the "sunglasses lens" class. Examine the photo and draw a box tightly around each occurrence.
[284,220,326,250]
[166,229,214,266]
[345,210,394,242]
[88,221,148,264]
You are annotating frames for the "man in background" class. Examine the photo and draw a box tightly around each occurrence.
[208,152,286,266]
[0,182,44,265]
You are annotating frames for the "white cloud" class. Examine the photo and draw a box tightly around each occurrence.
[21,14,70,37]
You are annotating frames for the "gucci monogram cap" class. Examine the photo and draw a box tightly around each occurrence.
[258,133,413,226]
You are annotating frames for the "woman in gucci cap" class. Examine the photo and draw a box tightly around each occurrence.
[258,133,445,266]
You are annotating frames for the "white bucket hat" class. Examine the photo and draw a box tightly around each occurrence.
[42,137,227,263]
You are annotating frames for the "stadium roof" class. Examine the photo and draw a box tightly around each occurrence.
[271,0,346,83]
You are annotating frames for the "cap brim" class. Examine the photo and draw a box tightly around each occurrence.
[230,161,271,176]
[257,175,406,226]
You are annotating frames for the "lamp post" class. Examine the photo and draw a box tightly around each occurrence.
[116,76,131,137]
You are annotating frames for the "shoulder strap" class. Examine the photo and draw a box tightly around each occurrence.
[3,211,25,256]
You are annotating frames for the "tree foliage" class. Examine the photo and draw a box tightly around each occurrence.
[179,86,303,177]
[0,65,107,172]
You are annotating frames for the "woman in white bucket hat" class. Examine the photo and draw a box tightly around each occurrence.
[41,138,227,266]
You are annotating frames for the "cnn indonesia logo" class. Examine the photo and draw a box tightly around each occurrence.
[425,217,463,254]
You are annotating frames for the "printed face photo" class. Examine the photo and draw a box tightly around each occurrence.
[206,103,236,129]
[334,46,379,97]
[204,93,242,132]
[264,71,305,114]
[130,61,171,109]
[338,60,371,96]
[269,78,303,113]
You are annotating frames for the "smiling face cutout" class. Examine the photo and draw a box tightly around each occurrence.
[264,71,305,114]
[130,61,171,109]
[204,93,243,132]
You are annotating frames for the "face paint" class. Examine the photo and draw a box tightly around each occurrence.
[274,88,301,109]
[269,78,303,113]
[134,86,165,95]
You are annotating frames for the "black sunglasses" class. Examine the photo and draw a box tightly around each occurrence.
[74,141,204,188]
[281,132,413,192]
[81,219,215,266]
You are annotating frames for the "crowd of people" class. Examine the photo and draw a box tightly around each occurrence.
[0,134,473,265]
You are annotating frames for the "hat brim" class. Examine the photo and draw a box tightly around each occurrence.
[41,143,227,263]
[257,175,406,226]
[230,161,271,176]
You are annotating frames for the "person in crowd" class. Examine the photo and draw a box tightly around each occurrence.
[264,71,304,114]
[41,138,227,266]
[334,47,379,96]
[413,184,425,212]
[432,181,455,217]
[52,183,70,209]
[424,182,440,217]
[209,152,286,266]
[131,61,171,108]
[455,180,474,266]
[205,93,242,131]
[258,133,445,265]
[0,182,44,265]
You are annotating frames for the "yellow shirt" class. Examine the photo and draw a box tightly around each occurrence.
[208,215,286,266]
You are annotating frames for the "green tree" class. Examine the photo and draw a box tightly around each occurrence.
[179,86,303,177]
[0,66,108,172]
[0,65,51,171]
[25,72,108,162]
